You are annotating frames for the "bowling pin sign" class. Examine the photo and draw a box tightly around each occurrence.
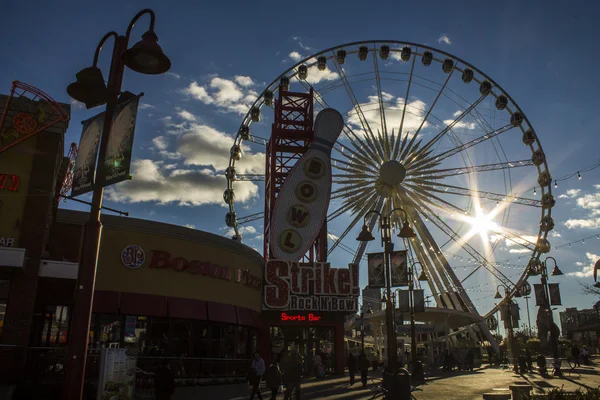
[270,108,344,261]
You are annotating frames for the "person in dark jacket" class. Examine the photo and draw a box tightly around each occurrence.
[358,352,370,388]
[264,361,283,400]
[154,360,176,400]
[571,344,581,367]
[283,352,303,400]
[347,353,357,385]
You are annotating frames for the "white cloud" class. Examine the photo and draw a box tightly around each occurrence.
[566,252,600,277]
[234,76,254,87]
[564,186,600,229]
[550,231,562,238]
[183,223,196,229]
[438,34,452,45]
[558,189,581,199]
[70,99,85,109]
[442,119,477,130]
[152,136,169,151]
[452,110,462,118]
[347,94,428,138]
[291,36,311,51]
[177,109,197,122]
[176,124,264,174]
[105,159,259,206]
[182,76,258,115]
[225,225,258,238]
[166,72,181,79]
[304,64,339,85]
[139,103,156,110]
[289,51,303,62]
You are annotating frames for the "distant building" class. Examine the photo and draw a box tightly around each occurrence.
[559,307,600,348]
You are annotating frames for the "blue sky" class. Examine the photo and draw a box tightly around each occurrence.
[2,1,599,328]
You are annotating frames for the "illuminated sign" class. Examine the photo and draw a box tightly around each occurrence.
[148,250,261,291]
[0,237,15,247]
[270,109,344,261]
[280,312,322,322]
[121,245,145,269]
[264,260,358,312]
[0,174,20,191]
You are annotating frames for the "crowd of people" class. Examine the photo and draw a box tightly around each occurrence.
[247,351,304,400]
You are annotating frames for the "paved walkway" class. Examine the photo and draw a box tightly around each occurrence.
[174,360,600,400]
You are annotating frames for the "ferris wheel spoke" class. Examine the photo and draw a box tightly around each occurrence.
[410,123,515,170]
[408,93,488,165]
[333,137,382,171]
[332,184,373,201]
[403,183,465,214]
[399,134,423,164]
[408,159,534,180]
[417,182,542,207]
[396,53,418,148]
[403,188,515,287]
[372,44,388,148]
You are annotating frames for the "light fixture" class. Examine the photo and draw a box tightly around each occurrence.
[66,66,108,109]
[356,225,375,241]
[123,30,171,75]
[578,172,582,180]
[554,181,558,189]
[494,290,502,299]
[551,265,563,276]
[534,187,537,195]
[418,270,428,281]
[398,220,416,238]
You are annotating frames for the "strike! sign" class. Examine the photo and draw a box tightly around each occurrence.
[264,260,358,312]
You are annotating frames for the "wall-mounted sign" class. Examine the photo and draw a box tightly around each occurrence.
[0,237,14,247]
[0,174,20,191]
[270,109,344,261]
[280,312,322,322]
[121,245,145,269]
[264,260,358,312]
[149,250,261,291]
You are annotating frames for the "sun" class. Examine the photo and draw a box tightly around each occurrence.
[469,207,499,236]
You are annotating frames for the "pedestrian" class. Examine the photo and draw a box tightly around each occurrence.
[264,361,283,400]
[347,353,357,386]
[582,345,590,365]
[525,349,533,373]
[358,352,370,388]
[571,344,580,367]
[313,352,322,378]
[154,359,176,400]
[249,352,266,400]
[283,351,303,400]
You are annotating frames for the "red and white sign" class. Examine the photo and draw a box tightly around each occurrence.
[264,260,358,312]
[280,312,322,322]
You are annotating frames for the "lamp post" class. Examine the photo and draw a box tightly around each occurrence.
[65,9,170,400]
[523,295,532,338]
[360,305,373,353]
[408,261,427,370]
[356,207,416,372]
[541,256,563,376]
[494,284,518,373]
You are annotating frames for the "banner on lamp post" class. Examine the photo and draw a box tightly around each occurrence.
[390,250,408,287]
[367,253,385,288]
[413,289,425,312]
[397,290,410,313]
[534,283,547,306]
[549,283,562,306]
[100,93,141,188]
[71,113,104,197]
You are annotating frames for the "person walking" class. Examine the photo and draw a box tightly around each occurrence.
[347,353,357,386]
[264,361,283,400]
[283,352,303,400]
[154,360,176,400]
[249,352,266,400]
[582,345,590,365]
[358,352,370,388]
[571,344,581,367]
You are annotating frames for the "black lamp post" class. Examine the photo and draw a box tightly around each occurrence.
[408,261,427,370]
[541,256,563,376]
[494,284,519,373]
[360,304,373,353]
[65,9,170,400]
[356,208,416,372]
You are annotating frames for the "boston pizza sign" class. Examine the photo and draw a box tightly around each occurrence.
[264,260,358,312]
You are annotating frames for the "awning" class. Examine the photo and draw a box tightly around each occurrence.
[0,248,25,268]
[168,297,207,320]
[236,306,256,326]
[120,292,167,317]
[207,301,237,325]
[93,290,120,314]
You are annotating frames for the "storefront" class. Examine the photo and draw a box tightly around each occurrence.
[32,208,264,380]
[260,259,359,373]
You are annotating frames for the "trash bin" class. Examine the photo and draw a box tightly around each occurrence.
[382,368,411,399]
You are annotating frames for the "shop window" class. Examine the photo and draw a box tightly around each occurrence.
[236,326,249,359]
[172,320,192,357]
[144,317,170,356]
[92,314,123,348]
[40,306,71,346]
[0,280,9,339]
[225,325,236,358]
[211,325,224,358]
[191,321,209,358]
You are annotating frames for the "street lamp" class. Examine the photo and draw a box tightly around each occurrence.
[494,284,519,373]
[360,304,373,353]
[540,256,563,376]
[356,207,416,372]
[408,262,427,370]
[65,9,170,400]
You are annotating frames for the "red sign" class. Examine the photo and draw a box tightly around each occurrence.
[149,250,261,291]
[264,260,358,312]
[280,312,322,322]
[0,174,20,191]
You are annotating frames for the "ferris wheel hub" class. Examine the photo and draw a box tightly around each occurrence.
[379,160,406,185]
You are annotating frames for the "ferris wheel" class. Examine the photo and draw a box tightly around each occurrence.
[223,40,554,329]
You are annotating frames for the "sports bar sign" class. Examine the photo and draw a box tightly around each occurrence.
[264,260,358,312]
